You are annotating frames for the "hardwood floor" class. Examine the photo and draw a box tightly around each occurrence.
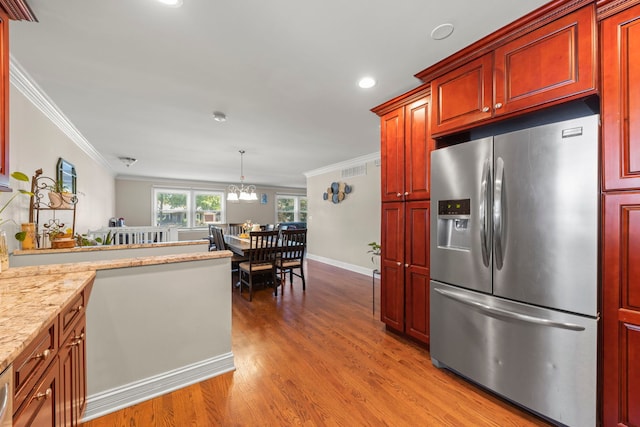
[81,260,551,427]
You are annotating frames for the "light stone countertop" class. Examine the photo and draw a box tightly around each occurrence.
[13,239,209,256]
[0,271,96,372]
[0,249,231,372]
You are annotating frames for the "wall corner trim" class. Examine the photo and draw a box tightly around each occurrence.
[9,55,115,174]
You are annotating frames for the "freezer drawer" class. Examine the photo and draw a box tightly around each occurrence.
[430,281,597,427]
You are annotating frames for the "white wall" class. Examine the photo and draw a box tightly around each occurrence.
[305,153,380,274]
[4,85,115,252]
[115,176,305,239]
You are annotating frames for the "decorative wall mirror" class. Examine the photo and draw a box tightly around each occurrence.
[56,158,77,194]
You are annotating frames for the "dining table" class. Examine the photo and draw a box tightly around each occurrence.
[224,234,252,256]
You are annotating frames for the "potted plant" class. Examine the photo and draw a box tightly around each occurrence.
[367,241,381,268]
[46,224,75,249]
[47,179,75,209]
[0,172,33,270]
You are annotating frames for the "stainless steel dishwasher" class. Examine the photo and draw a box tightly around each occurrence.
[0,365,12,427]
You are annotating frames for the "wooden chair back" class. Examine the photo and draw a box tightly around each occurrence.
[248,230,280,266]
[280,229,307,262]
[210,226,226,252]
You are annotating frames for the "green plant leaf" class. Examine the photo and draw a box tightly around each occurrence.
[15,231,27,241]
[10,171,30,182]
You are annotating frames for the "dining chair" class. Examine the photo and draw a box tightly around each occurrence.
[213,226,248,274]
[227,223,243,236]
[206,224,218,251]
[275,228,307,293]
[238,230,280,301]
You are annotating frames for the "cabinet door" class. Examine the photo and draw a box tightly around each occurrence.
[381,202,404,330]
[380,107,405,202]
[0,9,8,190]
[601,4,640,191]
[404,201,430,343]
[494,5,596,116]
[60,316,86,427]
[431,54,493,135]
[404,98,432,201]
[13,358,60,427]
[603,192,640,427]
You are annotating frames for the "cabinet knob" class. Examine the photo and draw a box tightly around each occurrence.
[404,192,409,196]
[396,193,402,198]
[482,107,490,113]
[494,102,503,109]
[33,348,51,361]
[405,263,409,267]
[396,262,401,266]
[35,388,52,401]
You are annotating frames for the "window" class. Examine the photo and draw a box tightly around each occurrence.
[154,188,225,228]
[276,195,307,223]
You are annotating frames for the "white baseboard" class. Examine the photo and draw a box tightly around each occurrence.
[82,352,235,422]
[306,253,374,277]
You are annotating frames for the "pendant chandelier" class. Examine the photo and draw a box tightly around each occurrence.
[227,150,258,202]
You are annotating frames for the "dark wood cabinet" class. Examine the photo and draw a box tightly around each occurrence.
[13,280,93,427]
[13,358,60,427]
[60,315,87,427]
[0,7,9,190]
[601,2,640,191]
[380,201,430,344]
[403,201,430,343]
[379,90,432,202]
[430,55,493,135]
[430,4,596,136]
[602,191,640,427]
[380,202,404,330]
[600,3,640,425]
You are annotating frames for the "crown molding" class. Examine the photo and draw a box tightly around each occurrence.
[304,152,380,178]
[9,56,114,174]
[0,0,37,21]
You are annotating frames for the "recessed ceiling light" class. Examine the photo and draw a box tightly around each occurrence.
[358,77,377,89]
[431,23,455,40]
[155,0,183,7]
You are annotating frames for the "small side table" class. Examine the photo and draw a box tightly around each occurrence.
[372,269,380,316]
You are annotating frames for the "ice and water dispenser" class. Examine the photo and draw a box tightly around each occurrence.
[436,199,471,251]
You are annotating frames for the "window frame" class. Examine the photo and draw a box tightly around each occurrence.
[275,194,307,223]
[153,187,226,229]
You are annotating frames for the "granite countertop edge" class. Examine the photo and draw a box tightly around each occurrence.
[0,250,231,372]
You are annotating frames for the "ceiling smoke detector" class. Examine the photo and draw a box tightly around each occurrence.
[119,156,138,167]
[212,111,227,122]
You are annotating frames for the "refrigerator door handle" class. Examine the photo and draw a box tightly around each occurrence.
[433,287,586,331]
[480,159,491,267]
[493,157,505,270]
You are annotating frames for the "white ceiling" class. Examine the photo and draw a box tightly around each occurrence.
[9,0,549,188]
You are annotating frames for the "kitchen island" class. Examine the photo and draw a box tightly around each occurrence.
[0,248,234,423]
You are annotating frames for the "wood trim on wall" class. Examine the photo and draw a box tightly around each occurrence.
[371,84,430,117]
[0,0,37,21]
[597,0,640,19]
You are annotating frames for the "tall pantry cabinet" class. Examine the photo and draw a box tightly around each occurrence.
[373,86,433,344]
[600,1,640,425]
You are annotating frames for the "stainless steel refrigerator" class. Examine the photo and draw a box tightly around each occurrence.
[430,114,599,427]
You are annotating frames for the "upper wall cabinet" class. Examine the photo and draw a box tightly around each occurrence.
[601,1,640,191]
[375,86,433,202]
[429,4,597,137]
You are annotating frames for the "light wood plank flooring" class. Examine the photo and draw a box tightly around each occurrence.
[82,260,551,426]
